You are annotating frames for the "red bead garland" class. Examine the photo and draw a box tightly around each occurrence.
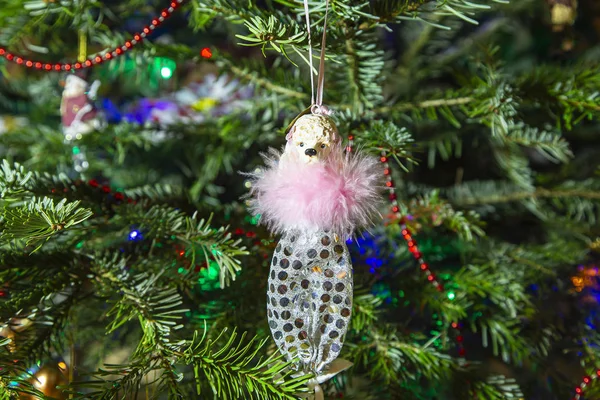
[571,369,600,399]
[0,0,186,71]
[347,133,468,366]
[346,134,445,290]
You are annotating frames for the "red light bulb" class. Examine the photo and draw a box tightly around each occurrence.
[201,47,212,59]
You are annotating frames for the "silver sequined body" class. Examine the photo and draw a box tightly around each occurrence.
[266,229,353,374]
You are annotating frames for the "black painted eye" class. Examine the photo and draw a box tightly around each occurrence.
[299,143,304,147]
[320,144,326,149]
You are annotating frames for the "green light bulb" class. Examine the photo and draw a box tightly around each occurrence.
[160,66,173,79]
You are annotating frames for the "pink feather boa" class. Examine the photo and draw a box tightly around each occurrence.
[247,147,382,238]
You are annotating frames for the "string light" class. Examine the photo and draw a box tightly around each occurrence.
[160,66,174,79]
[0,0,186,71]
[200,47,213,59]
[128,229,142,241]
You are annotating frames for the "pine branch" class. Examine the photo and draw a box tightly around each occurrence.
[348,326,458,383]
[0,197,92,252]
[341,30,384,114]
[401,191,485,242]
[225,62,307,100]
[114,206,248,287]
[183,328,311,400]
[353,120,417,170]
[450,179,600,222]
[505,123,573,164]
[350,290,383,331]
[0,337,48,400]
[374,96,473,115]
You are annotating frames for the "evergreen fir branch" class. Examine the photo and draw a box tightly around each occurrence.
[0,338,48,400]
[0,252,79,318]
[0,160,33,201]
[194,0,275,24]
[182,328,311,400]
[449,179,600,224]
[348,327,457,383]
[519,65,600,130]
[350,290,383,331]
[70,362,155,399]
[354,121,417,170]
[454,263,543,364]
[236,15,306,59]
[452,372,524,400]
[504,124,573,164]
[339,31,384,114]
[374,96,473,116]
[424,131,463,168]
[85,254,189,398]
[474,377,523,400]
[468,62,537,190]
[391,0,508,28]
[123,183,184,202]
[114,205,247,287]
[179,215,248,288]
[401,191,485,241]
[472,317,532,364]
[456,264,532,320]
[0,197,92,252]
[1,290,78,371]
[91,253,187,335]
[225,62,307,100]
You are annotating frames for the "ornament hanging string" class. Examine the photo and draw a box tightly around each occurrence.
[303,0,331,115]
[78,30,87,63]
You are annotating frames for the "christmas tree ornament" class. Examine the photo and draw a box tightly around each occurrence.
[546,0,577,31]
[0,317,33,352]
[60,72,102,173]
[21,360,69,400]
[59,29,104,174]
[60,72,102,142]
[247,0,380,396]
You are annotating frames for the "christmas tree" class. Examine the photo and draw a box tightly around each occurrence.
[1,0,599,399]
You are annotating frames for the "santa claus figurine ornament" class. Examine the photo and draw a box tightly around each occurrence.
[60,72,102,172]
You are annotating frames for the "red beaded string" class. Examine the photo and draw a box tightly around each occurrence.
[347,134,468,364]
[349,135,600,398]
[0,0,187,71]
[572,370,600,400]
[347,134,444,290]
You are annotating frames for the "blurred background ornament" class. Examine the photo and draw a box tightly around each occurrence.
[21,360,69,400]
[0,317,33,352]
[0,115,27,135]
[547,0,578,31]
[571,265,599,293]
[60,73,102,142]
[60,72,104,174]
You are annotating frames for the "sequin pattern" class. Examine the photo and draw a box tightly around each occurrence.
[266,229,353,373]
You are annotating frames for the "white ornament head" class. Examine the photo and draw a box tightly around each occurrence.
[63,75,88,98]
[285,114,339,165]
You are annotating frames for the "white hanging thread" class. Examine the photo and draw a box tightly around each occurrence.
[303,0,331,116]
[301,3,337,398]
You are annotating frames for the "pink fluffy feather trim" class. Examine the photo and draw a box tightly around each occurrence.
[247,148,382,237]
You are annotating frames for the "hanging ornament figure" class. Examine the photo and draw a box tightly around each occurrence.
[248,110,381,396]
[247,1,381,394]
[61,74,101,141]
[60,73,102,172]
